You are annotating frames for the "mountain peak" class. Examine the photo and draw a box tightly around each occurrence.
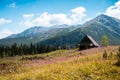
[97,14,107,17]
[95,14,111,20]
[81,14,110,27]
[95,14,120,25]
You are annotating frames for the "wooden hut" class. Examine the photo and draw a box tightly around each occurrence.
[78,35,99,50]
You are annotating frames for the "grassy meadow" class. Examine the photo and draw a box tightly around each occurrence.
[0,46,120,80]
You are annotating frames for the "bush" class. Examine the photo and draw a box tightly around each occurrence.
[116,47,120,66]
[101,35,109,46]
[103,50,107,60]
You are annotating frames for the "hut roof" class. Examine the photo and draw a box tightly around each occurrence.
[86,35,99,46]
[79,35,100,47]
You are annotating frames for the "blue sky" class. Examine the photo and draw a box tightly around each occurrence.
[0,0,119,39]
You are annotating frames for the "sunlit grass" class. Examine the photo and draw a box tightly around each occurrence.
[0,46,120,80]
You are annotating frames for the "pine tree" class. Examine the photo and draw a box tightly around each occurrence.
[1,51,6,58]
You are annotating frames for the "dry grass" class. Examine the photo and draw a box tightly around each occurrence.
[0,46,120,80]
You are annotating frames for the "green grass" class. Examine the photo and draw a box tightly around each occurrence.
[21,49,78,60]
[0,46,120,80]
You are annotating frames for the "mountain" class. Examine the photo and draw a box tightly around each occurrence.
[0,25,80,46]
[0,14,120,46]
[7,24,80,38]
[36,14,120,46]
[7,26,51,38]
[80,14,120,45]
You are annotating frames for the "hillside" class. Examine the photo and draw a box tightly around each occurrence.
[80,14,120,45]
[0,25,80,46]
[0,14,120,46]
[37,14,120,46]
[0,46,120,80]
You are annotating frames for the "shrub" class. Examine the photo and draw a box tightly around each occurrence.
[116,47,120,66]
[103,50,107,60]
[108,52,113,59]
[101,35,109,46]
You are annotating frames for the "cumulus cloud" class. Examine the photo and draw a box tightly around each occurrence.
[86,18,92,21]
[0,30,13,39]
[32,12,72,27]
[30,12,51,27]
[97,12,103,15]
[23,14,34,19]
[70,7,86,24]
[105,0,120,19]
[21,6,87,27]
[22,12,72,27]
[0,18,12,25]
[9,2,16,8]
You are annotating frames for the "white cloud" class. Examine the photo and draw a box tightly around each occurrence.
[0,18,12,25]
[31,12,72,27]
[22,12,72,27]
[30,12,51,27]
[86,18,92,21]
[9,2,16,8]
[0,30,13,39]
[70,7,86,24]
[97,12,103,15]
[105,0,120,19]
[23,14,34,19]
[21,7,87,27]
[21,21,33,27]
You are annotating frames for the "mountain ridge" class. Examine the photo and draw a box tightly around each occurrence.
[0,14,120,46]
[36,14,120,46]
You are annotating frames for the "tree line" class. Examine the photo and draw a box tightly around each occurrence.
[0,43,69,58]
[0,35,110,58]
